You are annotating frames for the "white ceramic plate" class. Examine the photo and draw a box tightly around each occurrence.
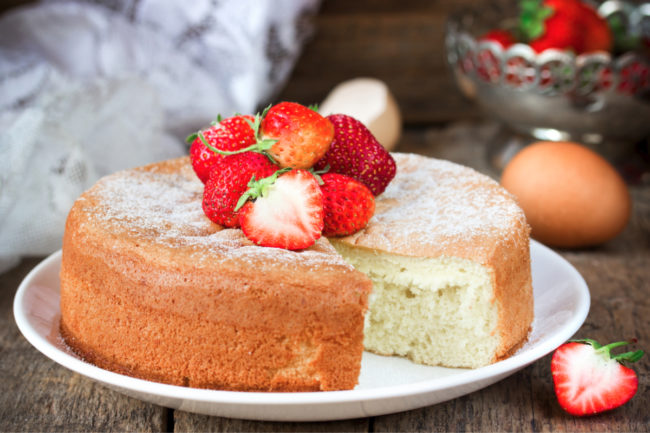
[14,240,589,421]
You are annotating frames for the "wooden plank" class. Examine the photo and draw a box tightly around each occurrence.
[0,259,168,432]
[372,369,537,432]
[173,413,369,432]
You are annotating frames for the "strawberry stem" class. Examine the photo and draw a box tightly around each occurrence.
[571,339,645,364]
[613,350,645,363]
[234,168,292,212]
[185,132,198,144]
[308,165,329,185]
[196,105,279,164]
[198,130,278,164]
[209,114,223,126]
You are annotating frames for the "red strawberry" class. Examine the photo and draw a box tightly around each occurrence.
[202,152,277,228]
[578,1,612,53]
[188,115,256,183]
[480,29,516,48]
[320,173,375,237]
[519,0,612,54]
[238,169,324,250]
[314,114,396,196]
[521,0,584,53]
[551,339,644,416]
[260,102,334,169]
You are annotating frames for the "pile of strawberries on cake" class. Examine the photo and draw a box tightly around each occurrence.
[187,102,396,250]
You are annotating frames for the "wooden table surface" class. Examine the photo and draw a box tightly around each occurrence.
[1,1,649,431]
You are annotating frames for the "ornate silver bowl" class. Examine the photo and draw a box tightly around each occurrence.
[446,1,650,151]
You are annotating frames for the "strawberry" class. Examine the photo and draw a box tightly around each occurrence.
[314,114,396,196]
[480,29,516,48]
[238,169,324,250]
[578,1,613,53]
[551,339,644,416]
[320,173,375,237]
[202,152,277,228]
[520,0,582,53]
[519,0,612,54]
[260,102,334,169]
[188,115,256,183]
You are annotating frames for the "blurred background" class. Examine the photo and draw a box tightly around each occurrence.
[0,0,648,270]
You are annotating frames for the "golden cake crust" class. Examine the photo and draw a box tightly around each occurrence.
[60,157,372,391]
[338,153,534,362]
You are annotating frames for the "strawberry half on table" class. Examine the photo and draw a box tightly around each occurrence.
[551,339,644,416]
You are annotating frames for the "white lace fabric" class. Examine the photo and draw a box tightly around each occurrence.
[0,0,319,272]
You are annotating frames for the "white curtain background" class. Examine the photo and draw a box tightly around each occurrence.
[0,0,320,272]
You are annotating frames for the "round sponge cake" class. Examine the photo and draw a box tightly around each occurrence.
[60,153,533,390]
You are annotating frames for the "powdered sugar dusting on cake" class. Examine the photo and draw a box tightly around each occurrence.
[77,158,350,270]
[342,153,528,259]
[75,154,527,267]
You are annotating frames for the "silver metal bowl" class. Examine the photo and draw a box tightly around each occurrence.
[446,1,650,152]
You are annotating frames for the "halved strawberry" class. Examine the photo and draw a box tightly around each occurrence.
[238,169,324,250]
[260,102,334,169]
[320,173,375,237]
[551,339,644,416]
[314,114,396,196]
[188,115,256,183]
[202,152,277,228]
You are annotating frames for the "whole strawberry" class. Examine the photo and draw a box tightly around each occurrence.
[320,173,375,237]
[577,1,613,53]
[519,0,612,54]
[188,115,256,183]
[314,114,396,196]
[551,339,644,416]
[260,102,334,169]
[238,169,324,250]
[524,0,582,53]
[202,152,277,228]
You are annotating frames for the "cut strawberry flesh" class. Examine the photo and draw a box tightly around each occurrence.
[240,170,324,250]
[552,342,639,416]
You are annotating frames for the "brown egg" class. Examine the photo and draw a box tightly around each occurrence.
[501,141,631,248]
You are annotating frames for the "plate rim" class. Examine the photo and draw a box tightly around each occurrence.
[13,240,590,407]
